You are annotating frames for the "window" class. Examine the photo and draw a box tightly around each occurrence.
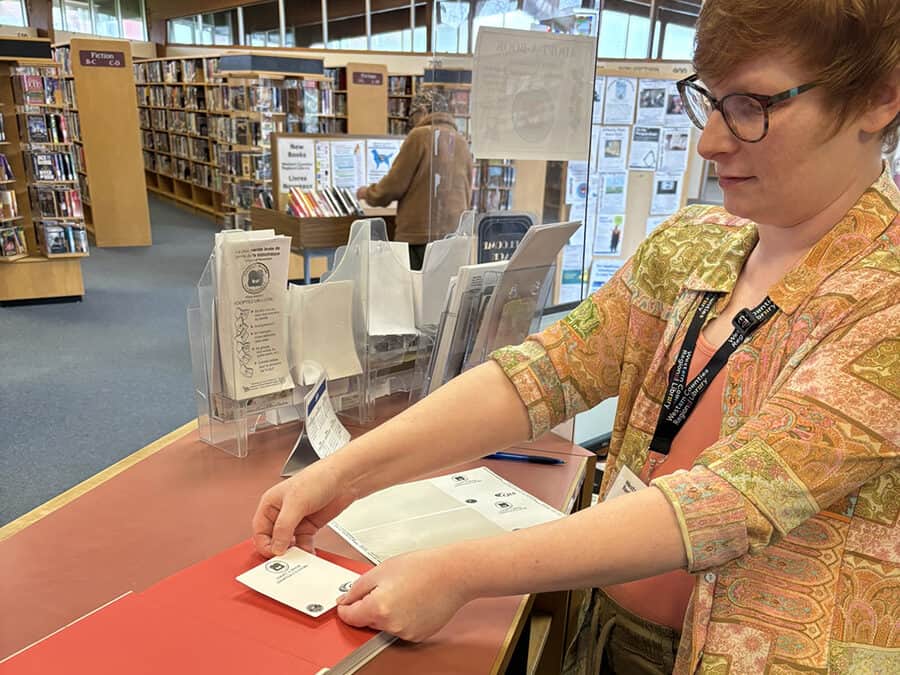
[51,0,147,40]
[242,1,280,46]
[660,22,695,60]
[212,9,238,45]
[0,0,26,27]
[597,9,659,59]
[472,0,540,47]
[120,0,146,40]
[92,0,119,37]
[168,16,195,44]
[434,1,470,54]
[284,2,322,49]
[65,0,93,33]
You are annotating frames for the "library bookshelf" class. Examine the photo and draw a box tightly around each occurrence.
[135,52,329,229]
[0,37,87,302]
[53,38,151,247]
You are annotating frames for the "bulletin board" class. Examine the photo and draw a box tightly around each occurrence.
[556,59,703,304]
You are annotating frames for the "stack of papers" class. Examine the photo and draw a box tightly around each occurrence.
[330,467,564,564]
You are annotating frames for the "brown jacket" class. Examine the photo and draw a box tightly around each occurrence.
[364,112,473,244]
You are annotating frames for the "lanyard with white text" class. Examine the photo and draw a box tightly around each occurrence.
[648,291,779,457]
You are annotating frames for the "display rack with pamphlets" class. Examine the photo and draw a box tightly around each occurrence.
[413,219,580,400]
[0,38,87,300]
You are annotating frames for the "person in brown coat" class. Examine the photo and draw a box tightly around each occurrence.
[356,89,473,270]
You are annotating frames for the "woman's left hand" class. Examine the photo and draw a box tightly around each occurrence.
[336,548,471,642]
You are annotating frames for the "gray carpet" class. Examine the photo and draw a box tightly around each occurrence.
[0,196,219,526]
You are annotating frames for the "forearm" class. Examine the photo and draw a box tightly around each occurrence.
[330,361,532,499]
[450,487,688,599]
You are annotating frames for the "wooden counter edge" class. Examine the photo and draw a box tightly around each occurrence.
[0,419,198,542]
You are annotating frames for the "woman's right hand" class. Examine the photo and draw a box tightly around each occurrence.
[251,458,356,557]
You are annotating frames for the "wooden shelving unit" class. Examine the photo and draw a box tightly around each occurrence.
[135,55,226,221]
[345,63,388,136]
[52,38,151,247]
[135,53,327,229]
[0,37,87,302]
[387,73,419,136]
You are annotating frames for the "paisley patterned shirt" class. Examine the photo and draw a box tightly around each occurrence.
[492,166,900,674]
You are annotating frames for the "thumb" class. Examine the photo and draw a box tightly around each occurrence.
[337,569,377,607]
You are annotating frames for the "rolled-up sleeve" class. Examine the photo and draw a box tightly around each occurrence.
[491,259,636,439]
[652,301,900,572]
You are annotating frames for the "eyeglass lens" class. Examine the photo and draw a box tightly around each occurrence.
[683,84,768,142]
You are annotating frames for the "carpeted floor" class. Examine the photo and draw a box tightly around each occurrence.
[0,196,219,526]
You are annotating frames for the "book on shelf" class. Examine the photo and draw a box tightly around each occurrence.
[448,89,470,115]
[30,151,76,182]
[0,115,5,141]
[0,225,26,256]
[25,114,49,142]
[37,222,88,255]
[0,189,18,219]
[286,186,363,219]
[31,187,83,218]
[0,154,14,180]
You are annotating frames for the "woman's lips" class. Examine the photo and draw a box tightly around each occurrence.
[719,176,753,188]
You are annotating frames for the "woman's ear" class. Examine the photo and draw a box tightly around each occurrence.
[860,65,900,136]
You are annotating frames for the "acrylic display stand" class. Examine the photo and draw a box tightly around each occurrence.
[187,249,297,458]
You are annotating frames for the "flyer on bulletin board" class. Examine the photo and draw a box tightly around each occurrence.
[365,138,402,185]
[603,77,637,125]
[331,140,366,190]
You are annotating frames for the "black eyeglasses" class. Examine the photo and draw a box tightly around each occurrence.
[676,74,818,143]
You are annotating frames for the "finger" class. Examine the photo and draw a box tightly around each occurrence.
[336,570,378,606]
[271,500,306,555]
[251,502,281,556]
[336,594,384,630]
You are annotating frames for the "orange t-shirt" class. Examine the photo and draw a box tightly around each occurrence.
[604,332,726,630]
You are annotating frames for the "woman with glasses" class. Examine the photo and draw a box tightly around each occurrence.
[251,1,899,672]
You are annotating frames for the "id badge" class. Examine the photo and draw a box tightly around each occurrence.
[604,465,648,501]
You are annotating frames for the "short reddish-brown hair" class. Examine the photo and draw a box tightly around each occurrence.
[694,0,900,152]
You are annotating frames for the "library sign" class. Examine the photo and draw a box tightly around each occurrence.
[352,72,383,86]
[79,50,126,68]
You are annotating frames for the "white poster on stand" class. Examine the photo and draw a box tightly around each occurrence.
[636,79,667,126]
[665,82,691,127]
[603,77,637,125]
[658,128,690,172]
[565,160,589,205]
[599,126,629,172]
[589,258,624,293]
[589,125,602,171]
[366,138,403,185]
[314,140,332,191]
[331,139,366,190]
[651,173,684,215]
[598,172,627,214]
[559,244,586,303]
[471,27,596,161]
[629,126,661,169]
[592,76,605,124]
[593,214,625,255]
[276,137,315,194]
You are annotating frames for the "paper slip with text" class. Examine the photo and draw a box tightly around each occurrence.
[236,546,359,618]
[329,467,564,564]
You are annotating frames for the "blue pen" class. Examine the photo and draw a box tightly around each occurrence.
[484,451,565,465]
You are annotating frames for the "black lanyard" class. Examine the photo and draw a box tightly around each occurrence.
[648,291,779,455]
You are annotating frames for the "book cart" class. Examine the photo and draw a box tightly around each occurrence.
[0,37,88,302]
[52,38,151,247]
